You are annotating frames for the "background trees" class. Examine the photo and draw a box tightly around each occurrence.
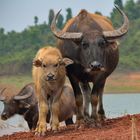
[34,16,39,26]
[48,9,54,26]
[0,1,140,75]
[66,8,72,22]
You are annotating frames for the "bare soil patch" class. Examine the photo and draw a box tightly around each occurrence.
[0,114,140,140]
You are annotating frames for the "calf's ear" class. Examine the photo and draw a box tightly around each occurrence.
[19,101,31,108]
[63,58,74,66]
[33,59,42,67]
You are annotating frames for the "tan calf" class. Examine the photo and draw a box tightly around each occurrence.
[32,46,74,136]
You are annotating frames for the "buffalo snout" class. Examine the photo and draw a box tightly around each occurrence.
[90,61,104,71]
[1,112,9,120]
[46,73,56,81]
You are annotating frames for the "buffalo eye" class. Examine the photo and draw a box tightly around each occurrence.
[81,41,89,49]
[54,63,59,67]
[97,38,107,48]
[42,64,47,68]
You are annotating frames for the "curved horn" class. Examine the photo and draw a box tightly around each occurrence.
[0,88,6,94]
[0,88,6,101]
[51,9,83,41]
[103,4,129,40]
[14,91,32,100]
[0,96,6,101]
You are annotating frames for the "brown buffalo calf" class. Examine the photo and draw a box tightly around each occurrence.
[32,46,75,136]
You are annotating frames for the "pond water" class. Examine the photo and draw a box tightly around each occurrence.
[0,93,140,136]
[103,93,140,118]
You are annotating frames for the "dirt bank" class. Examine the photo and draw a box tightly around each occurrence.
[0,114,140,140]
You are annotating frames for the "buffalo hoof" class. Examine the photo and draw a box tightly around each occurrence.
[98,114,106,122]
[52,129,58,134]
[86,118,96,127]
[75,119,88,130]
[88,119,102,128]
[58,126,67,131]
[34,123,47,136]
[51,124,59,132]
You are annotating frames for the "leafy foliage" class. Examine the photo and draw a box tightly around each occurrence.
[0,1,140,75]
[110,0,140,71]
[48,9,55,26]
[0,23,56,74]
[66,8,73,22]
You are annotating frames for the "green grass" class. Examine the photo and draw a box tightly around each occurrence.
[0,74,32,89]
[105,85,140,93]
[0,73,140,93]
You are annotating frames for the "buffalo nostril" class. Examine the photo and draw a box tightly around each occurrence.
[90,61,103,69]
[47,73,55,80]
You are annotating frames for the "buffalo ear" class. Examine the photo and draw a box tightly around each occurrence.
[33,59,42,67]
[19,101,31,109]
[62,58,74,66]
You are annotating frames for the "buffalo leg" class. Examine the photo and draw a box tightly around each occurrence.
[24,106,38,130]
[91,81,105,123]
[98,87,106,121]
[35,89,48,136]
[79,82,91,122]
[51,101,60,131]
[67,74,84,126]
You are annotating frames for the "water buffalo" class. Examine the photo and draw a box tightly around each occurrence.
[0,83,74,130]
[51,5,129,127]
[32,46,75,136]
[0,83,38,130]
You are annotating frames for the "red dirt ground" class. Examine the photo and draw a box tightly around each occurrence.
[0,114,140,140]
[0,72,140,139]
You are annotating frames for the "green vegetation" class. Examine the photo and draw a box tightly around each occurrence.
[1,72,140,93]
[0,75,32,88]
[0,0,140,75]
[111,0,140,71]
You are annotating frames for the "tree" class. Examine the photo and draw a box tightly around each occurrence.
[110,0,124,27]
[57,14,64,29]
[48,9,54,25]
[34,16,39,26]
[124,0,137,20]
[114,0,123,9]
[66,8,72,22]
[0,28,5,55]
[135,0,140,18]
[95,11,102,15]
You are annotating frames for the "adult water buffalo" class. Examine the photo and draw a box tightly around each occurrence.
[51,5,129,127]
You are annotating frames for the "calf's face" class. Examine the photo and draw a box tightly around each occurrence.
[42,56,64,81]
[33,55,73,81]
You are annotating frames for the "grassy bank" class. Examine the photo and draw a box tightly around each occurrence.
[0,72,140,93]
[105,72,140,93]
[0,74,32,89]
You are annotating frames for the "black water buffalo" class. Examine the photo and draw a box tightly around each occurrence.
[0,83,38,130]
[51,5,129,126]
[0,83,74,130]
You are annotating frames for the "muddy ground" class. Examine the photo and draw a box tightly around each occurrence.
[0,114,140,140]
[0,72,140,139]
